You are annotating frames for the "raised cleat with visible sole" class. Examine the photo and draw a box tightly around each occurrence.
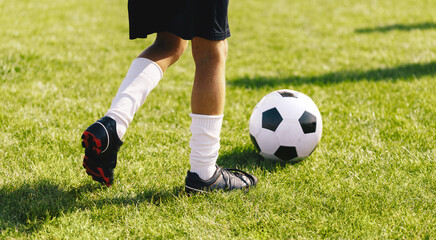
[185,166,257,193]
[81,116,123,186]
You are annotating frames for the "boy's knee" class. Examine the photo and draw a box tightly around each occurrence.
[192,38,228,64]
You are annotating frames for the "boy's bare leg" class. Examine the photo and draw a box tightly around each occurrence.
[185,37,257,191]
[188,37,227,180]
[191,37,228,115]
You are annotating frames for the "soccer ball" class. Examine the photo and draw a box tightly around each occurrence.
[249,89,322,163]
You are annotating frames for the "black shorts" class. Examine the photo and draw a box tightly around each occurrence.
[128,0,231,41]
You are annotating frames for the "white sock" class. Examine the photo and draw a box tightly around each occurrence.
[106,58,163,139]
[189,113,223,180]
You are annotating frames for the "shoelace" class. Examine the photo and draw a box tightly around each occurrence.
[222,168,256,189]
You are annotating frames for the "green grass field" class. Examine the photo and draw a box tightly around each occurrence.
[1,0,435,239]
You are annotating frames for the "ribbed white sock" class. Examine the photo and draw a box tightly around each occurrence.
[189,113,223,180]
[106,58,163,139]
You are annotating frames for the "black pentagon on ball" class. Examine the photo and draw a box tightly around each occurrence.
[298,111,317,133]
[278,90,298,98]
[250,134,261,152]
[274,146,298,161]
[262,107,283,131]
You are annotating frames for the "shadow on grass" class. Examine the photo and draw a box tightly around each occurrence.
[228,61,436,88]
[217,146,289,173]
[355,22,436,33]
[94,186,185,207]
[0,180,100,234]
[0,148,293,234]
[0,179,183,235]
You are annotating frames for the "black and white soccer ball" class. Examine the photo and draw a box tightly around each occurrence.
[249,89,322,163]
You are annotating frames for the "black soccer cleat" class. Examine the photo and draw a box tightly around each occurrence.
[185,166,257,193]
[81,116,123,186]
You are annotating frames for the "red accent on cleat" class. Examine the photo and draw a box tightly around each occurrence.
[93,147,101,154]
[97,167,111,186]
[82,131,103,155]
